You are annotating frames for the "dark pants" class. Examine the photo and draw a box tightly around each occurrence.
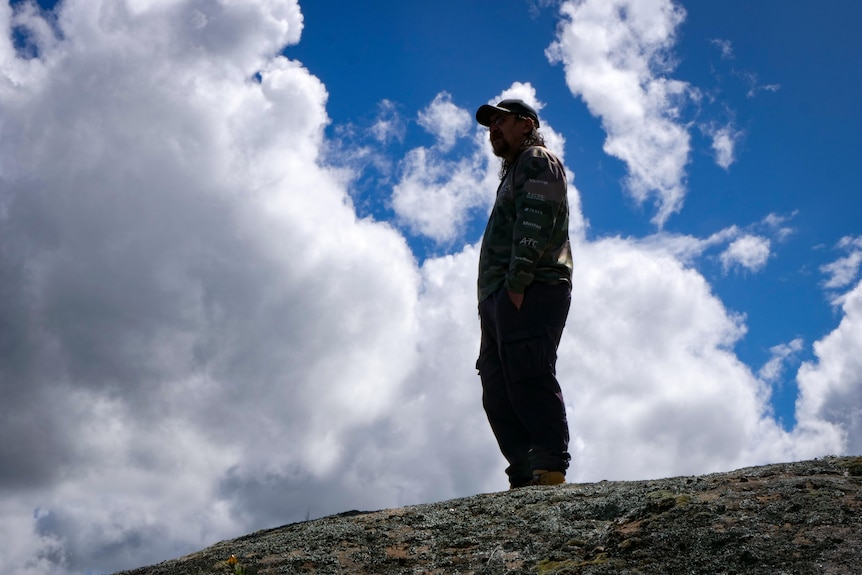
[477,282,571,487]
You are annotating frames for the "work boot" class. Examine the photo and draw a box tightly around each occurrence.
[529,470,565,486]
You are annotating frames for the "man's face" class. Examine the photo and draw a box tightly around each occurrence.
[488,112,527,160]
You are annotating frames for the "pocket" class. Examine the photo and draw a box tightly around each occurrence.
[502,328,556,382]
[493,286,522,316]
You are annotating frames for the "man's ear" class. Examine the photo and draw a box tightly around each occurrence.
[522,117,535,134]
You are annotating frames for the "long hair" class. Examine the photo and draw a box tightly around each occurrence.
[499,120,546,179]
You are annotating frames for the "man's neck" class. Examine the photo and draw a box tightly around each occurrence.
[502,140,527,163]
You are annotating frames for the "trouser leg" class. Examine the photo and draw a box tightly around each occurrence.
[478,300,532,486]
[506,371,569,472]
[477,283,571,482]
[481,371,534,486]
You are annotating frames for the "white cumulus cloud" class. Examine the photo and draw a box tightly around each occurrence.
[709,124,743,169]
[391,144,487,244]
[369,98,406,144]
[821,236,862,294]
[796,280,862,454]
[720,234,771,273]
[546,0,692,227]
[759,338,804,384]
[417,91,471,152]
[1,1,420,572]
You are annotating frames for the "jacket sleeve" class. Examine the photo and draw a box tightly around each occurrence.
[504,149,567,294]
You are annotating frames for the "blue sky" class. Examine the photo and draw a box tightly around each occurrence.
[2,1,862,574]
[288,0,861,428]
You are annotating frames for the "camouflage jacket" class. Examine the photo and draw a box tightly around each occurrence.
[477,146,572,303]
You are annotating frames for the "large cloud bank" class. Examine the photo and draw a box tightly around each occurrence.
[0,1,858,574]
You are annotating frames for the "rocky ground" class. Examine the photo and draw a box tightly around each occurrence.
[116,456,862,574]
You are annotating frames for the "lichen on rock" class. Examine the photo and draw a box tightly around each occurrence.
[115,456,862,575]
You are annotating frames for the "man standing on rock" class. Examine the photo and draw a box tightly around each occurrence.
[475,98,573,488]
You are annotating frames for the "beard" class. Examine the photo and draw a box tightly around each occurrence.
[491,136,512,158]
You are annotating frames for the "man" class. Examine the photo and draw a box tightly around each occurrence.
[474,98,573,488]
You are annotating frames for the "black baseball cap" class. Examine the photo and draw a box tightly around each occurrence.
[476,99,540,128]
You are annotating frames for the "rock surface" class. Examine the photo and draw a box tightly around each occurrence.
[116,456,862,574]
